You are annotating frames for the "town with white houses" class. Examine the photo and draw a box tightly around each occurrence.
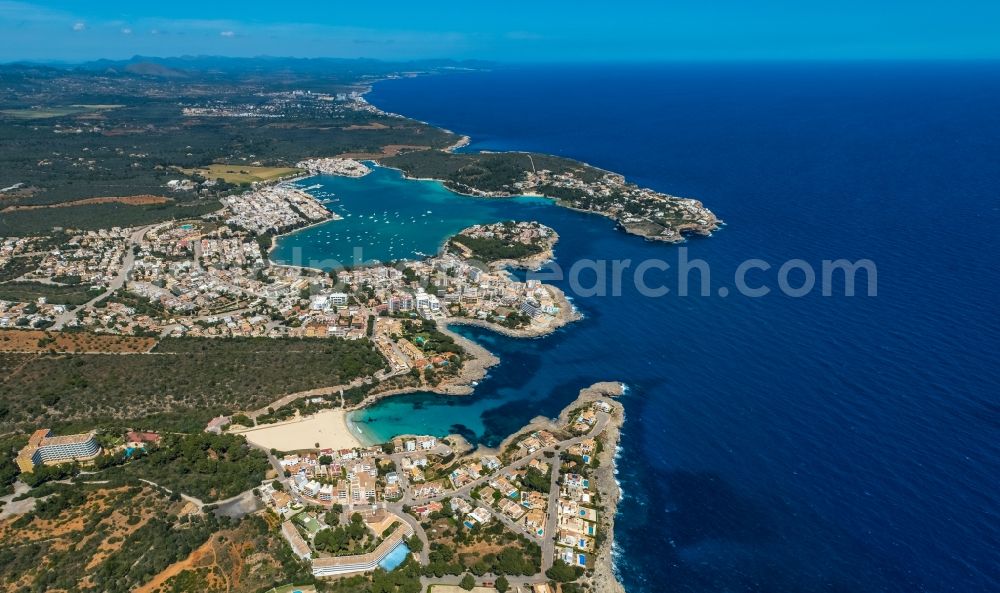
[1,167,573,396]
[1,156,620,592]
[8,388,622,591]
[245,393,621,587]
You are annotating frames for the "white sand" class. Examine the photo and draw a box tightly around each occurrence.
[233,409,363,451]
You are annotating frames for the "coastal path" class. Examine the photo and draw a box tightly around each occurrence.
[136,478,261,518]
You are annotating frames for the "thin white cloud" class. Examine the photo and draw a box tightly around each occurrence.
[0,5,475,61]
[0,1,68,22]
[506,31,544,41]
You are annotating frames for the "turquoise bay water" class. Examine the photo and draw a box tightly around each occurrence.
[294,64,1000,593]
[270,165,552,269]
[269,164,593,448]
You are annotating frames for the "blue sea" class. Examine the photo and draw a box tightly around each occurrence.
[285,63,1000,592]
[270,166,553,266]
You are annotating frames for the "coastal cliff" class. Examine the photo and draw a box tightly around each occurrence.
[590,384,627,593]
[484,381,628,592]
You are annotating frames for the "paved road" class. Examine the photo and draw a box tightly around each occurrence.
[136,477,261,517]
[409,412,609,507]
[400,411,610,575]
[51,224,154,329]
[542,451,563,571]
[240,378,369,419]
[418,574,542,592]
[394,508,430,565]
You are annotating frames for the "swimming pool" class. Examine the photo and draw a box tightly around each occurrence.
[377,541,411,572]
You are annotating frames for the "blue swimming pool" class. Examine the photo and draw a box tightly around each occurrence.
[378,541,411,572]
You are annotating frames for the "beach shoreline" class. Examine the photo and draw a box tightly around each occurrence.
[230,407,362,452]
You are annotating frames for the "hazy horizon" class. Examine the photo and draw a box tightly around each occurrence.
[6,55,1000,67]
[2,0,998,62]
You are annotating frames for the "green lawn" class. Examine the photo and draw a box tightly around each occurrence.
[0,105,120,120]
[176,164,302,184]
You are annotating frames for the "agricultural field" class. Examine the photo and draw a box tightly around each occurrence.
[0,328,157,353]
[0,104,121,120]
[0,59,459,235]
[176,164,302,184]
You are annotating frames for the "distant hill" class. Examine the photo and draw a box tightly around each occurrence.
[123,61,189,78]
[3,55,492,77]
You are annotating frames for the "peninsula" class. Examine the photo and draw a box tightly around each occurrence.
[0,57,709,593]
[382,150,721,243]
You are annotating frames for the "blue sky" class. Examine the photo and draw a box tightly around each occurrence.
[1,0,998,62]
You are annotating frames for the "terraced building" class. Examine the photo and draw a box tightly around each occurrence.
[15,428,102,472]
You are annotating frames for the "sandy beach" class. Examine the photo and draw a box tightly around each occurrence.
[231,408,362,451]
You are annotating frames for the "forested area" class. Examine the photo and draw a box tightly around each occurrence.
[381,150,604,195]
[0,281,101,306]
[0,336,386,431]
[0,482,310,593]
[102,432,269,502]
[0,59,459,235]
[450,233,545,262]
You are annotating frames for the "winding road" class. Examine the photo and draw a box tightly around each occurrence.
[51,224,155,330]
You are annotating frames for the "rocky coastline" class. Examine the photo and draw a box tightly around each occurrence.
[444,284,581,338]
[486,230,558,272]
[591,387,627,593]
[469,381,628,592]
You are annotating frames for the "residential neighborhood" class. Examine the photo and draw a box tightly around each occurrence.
[237,389,624,591]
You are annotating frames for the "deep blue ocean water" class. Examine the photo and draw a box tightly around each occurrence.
[326,63,998,592]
